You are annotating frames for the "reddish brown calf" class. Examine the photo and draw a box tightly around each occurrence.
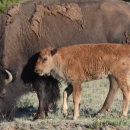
[34,44,130,120]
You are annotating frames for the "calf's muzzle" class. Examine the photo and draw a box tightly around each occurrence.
[34,68,43,75]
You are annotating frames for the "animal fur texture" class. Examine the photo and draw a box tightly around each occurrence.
[0,0,130,120]
[35,43,130,120]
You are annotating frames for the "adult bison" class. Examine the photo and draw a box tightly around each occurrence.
[0,0,130,120]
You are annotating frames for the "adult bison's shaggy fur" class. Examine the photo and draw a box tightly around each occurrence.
[0,0,130,120]
[35,44,130,120]
[33,76,60,119]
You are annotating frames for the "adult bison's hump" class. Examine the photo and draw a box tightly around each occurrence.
[3,0,130,52]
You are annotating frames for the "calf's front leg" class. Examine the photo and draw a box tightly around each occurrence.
[62,84,73,117]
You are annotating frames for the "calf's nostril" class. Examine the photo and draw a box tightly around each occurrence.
[34,69,38,73]
[34,69,42,74]
[34,69,39,73]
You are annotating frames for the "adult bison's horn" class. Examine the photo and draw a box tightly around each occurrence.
[5,70,13,84]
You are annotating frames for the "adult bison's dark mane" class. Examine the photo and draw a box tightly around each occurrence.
[36,76,60,107]
[21,52,61,119]
[33,76,60,119]
[21,51,60,119]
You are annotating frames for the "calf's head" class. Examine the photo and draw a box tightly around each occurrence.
[34,47,57,76]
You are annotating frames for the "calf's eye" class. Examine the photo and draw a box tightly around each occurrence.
[43,58,47,62]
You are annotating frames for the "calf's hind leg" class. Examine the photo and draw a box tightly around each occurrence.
[122,91,130,116]
[98,75,119,114]
[120,84,130,116]
[73,82,82,120]
[62,84,73,117]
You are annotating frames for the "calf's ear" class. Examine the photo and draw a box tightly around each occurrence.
[51,48,57,56]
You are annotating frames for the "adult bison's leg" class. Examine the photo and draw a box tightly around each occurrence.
[73,82,82,120]
[33,83,47,120]
[98,75,119,114]
[62,84,73,117]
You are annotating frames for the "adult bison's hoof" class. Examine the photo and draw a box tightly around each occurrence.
[33,115,44,121]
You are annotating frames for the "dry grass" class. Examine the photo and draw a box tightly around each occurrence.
[1,78,130,130]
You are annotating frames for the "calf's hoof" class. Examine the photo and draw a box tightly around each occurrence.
[62,109,68,118]
[121,114,127,118]
[73,116,78,120]
[95,112,104,118]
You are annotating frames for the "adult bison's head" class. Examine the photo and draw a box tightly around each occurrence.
[0,67,18,120]
[34,47,57,76]
[0,67,13,98]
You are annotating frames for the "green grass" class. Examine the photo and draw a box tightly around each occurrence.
[0,0,24,13]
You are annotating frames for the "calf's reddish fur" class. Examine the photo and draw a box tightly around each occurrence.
[34,44,130,120]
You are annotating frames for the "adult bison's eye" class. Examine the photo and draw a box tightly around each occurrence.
[0,89,6,98]
[43,58,47,62]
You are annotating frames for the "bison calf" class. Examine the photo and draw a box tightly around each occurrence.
[34,44,130,120]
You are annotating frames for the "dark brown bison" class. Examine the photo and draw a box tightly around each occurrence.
[34,44,130,120]
[0,0,130,120]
